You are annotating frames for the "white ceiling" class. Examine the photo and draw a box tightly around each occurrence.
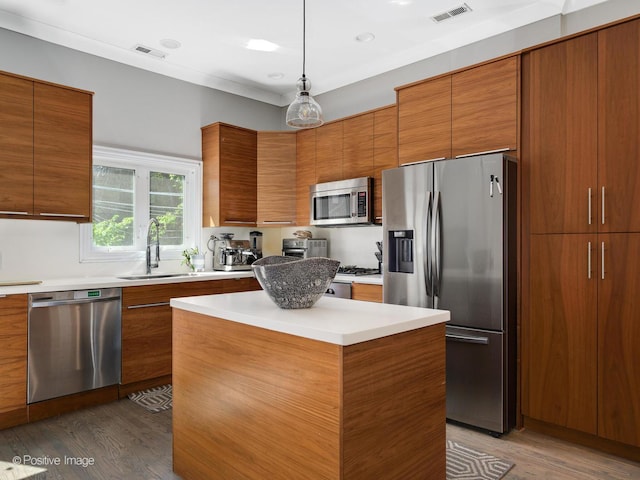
[0,0,608,106]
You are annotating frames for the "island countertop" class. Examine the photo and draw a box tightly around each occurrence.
[170,290,449,346]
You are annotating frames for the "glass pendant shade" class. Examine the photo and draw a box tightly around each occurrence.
[286,75,324,128]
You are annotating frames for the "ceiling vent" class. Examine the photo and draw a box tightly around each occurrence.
[431,3,472,23]
[132,44,167,59]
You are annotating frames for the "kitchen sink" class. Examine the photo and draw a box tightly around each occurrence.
[116,273,190,280]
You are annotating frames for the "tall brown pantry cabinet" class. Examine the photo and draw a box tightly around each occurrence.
[523,20,640,450]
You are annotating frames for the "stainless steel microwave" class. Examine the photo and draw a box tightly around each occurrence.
[310,177,373,226]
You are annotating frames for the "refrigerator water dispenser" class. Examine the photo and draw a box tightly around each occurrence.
[388,230,414,273]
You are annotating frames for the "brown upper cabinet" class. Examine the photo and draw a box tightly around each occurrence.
[0,74,33,215]
[0,71,93,222]
[257,131,297,226]
[294,106,394,226]
[315,121,343,183]
[397,75,452,164]
[202,123,257,227]
[524,34,598,234]
[295,129,316,226]
[397,56,518,165]
[598,19,640,233]
[451,57,518,158]
[526,20,640,235]
[373,106,398,223]
[343,112,374,180]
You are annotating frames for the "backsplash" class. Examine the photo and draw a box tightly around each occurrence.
[0,219,382,281]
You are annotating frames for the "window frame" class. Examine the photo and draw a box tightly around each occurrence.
[80,145,202,263]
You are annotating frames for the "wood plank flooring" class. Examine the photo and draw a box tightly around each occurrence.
[0,399,639,479]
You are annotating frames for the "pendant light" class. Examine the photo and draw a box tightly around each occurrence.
[286,0,324,128]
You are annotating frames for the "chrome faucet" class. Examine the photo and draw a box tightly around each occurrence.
[146,217,160,274]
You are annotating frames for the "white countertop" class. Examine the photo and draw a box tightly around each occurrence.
[0,271,383,295]
[171,290,448,346]
[0,270,255,295]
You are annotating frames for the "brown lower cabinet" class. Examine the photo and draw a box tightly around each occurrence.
[1,278,261,427]
[525,233,640,454]
[351,283,382,303]
[120,278,260,396]
[0,295,28,430]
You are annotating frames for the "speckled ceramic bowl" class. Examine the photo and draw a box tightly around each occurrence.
[251,256,340,309]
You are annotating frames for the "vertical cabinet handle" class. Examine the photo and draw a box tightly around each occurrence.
[601,241,605,280]
[588,241,592,279]
[601,186,606,225]
[588,188,592,225]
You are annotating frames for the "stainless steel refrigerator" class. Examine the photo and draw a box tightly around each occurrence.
[382,152,516,435]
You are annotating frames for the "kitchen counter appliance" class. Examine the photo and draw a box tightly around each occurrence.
[310,177,373,226]
[282,238,328,258]
[28,288,122,403]
[383,152,517,435]
[209,233,262,271]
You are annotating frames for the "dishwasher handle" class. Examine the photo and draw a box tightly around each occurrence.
[30,295,121,308]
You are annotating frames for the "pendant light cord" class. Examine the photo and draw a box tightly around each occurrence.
[302,0,306,77]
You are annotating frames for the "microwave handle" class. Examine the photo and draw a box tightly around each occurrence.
[351,192,357,218]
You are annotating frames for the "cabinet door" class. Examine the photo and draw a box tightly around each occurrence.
[296,129,316,226]
[0,295,27,418]
[598,233,640,446]
[219,125,257,225]
[257,132,297,226]
[398,76,451,164]
[0,73,33,215]
[598,20,640,233]
[452,57,518,157]
[343,113,373,180]
[373,106,398,224]
[315,122,343,183]
[122,281,224,384]
[33,83,92,220]
[524,35,598,234]
[122,285,175,384]
[351,283,382,303]
[527,234,597,434]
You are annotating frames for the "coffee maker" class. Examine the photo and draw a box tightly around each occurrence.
[208,232,263,271]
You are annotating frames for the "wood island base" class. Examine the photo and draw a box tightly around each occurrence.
[172,307,446,480]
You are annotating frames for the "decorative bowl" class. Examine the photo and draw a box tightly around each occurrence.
[251,256,340,309]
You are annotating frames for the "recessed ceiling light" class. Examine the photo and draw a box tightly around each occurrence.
[160,38,181,49]
[390,0,413,5]
[246,39,279,52]
[268,72,284,80]
[356,32,376,43]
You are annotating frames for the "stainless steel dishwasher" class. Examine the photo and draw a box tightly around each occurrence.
[28,288,122,404]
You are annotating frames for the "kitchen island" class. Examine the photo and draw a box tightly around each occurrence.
[170,290,449,480]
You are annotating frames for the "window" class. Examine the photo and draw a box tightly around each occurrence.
[80,146,202,262]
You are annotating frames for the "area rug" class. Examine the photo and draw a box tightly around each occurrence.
[446,440,514,480]
[127,384,172,413]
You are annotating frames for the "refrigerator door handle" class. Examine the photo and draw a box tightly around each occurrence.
[445,333,490,345]
[425,191,433,297]
[432,191,442,306]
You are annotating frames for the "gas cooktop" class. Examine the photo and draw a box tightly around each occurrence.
[337,266,380,276]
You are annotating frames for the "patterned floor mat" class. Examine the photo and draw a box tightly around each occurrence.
[127,384,172,413]
[447,440,514,480]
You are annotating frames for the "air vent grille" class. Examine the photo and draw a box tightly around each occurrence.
[132,44,167,59]
[432,3,472,23]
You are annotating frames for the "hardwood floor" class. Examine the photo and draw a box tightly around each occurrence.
[447,423,640,479]
[1,399,639,479]
[0,400,179,480]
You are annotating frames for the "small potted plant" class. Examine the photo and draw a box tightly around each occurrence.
[181,247,203,271]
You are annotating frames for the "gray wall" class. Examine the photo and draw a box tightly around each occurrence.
[0,28,283,159]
